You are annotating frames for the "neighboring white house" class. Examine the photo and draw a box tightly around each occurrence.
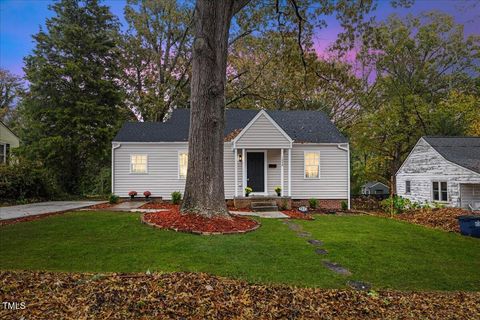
[0,120,20,164]
[396,136,480,209]
[361,181,389,196]
[112,109,350,208]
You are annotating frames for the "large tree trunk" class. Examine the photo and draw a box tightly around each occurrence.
[181,0,249,217]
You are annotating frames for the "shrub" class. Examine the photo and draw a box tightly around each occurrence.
[309,198,318,209]
[171,191,182,204]
[0,161,59,201]
[143,191,151,199]
[380,196,412,214]
[109,194,119,204]
[341,200,348,210]
[274,186,282,196]
[128,191,137,199]
[245,187,253,196]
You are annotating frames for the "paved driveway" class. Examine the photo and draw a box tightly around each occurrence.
[0,201,106,221]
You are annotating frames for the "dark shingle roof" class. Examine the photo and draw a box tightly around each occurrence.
[114,109,347,144]
[423,136,480,174]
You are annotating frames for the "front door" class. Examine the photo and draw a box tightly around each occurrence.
[247,152,265,193]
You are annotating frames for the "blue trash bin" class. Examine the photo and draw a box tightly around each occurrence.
[457,215,480,238]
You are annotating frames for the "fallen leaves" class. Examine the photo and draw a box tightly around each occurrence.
[373,208,478,233]
[1,271,479,319]
[142,205,259,234]
[281,209,314,220]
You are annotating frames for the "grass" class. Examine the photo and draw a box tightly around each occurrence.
[0,211,479,291]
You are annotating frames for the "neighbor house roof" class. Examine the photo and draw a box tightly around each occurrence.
[423,136,480,174]
[113,109,347,144]
[362,181,389,189]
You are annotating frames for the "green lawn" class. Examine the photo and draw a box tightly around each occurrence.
[1,211,479,291]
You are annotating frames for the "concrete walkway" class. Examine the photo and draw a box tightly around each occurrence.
[0,201,107,220]
[230,211,289,219]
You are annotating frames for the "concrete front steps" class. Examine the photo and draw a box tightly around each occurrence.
[251,200,278,212]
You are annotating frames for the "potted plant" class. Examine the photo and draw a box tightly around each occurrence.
[143,191,151,200]
[274,186,282,196]
[128,191,137,200]
[245,186,253,197]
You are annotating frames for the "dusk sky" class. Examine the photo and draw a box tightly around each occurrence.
[1,0,479,77]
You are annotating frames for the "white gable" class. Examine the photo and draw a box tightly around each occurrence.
[233,110,292,149]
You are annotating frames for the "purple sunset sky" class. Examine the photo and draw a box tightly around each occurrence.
[1,0,479,77]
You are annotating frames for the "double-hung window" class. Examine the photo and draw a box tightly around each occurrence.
[304,151,320,179]
[130,154,148,174]
[405,180,411,194]
[178,151,188,179]
[432,181,448,202]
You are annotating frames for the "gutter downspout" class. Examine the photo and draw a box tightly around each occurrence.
[112,143,121,194]
[337,144,351,210]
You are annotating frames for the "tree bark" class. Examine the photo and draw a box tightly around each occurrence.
[181,0,249,217]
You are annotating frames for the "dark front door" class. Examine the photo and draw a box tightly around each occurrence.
[247,152,265,193]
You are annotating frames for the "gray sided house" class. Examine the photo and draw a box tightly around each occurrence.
[361,181,389,196]
[112,109,350,208]
[396,136,480,210]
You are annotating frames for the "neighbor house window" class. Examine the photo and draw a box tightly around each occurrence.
[432,181,448,201]
[405,180,411,194]
[130,154,147,173]
[178,151,188,178]
[304,151,320,178]
[0,144,5,163]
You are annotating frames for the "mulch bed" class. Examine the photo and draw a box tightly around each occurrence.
[227,206,253,212]
[372,208,478,233]
[87,202,119,210]
[282,209,314,220]
[140,202,179,210]
[1,271,479,320]
[0,211,69,227]
[142,205,259,235]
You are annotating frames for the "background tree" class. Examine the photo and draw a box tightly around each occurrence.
[119,0,193,121]
[350,12,480,192]
[182,0,381,216]
[0,68,23,122]
[18,0,125,194]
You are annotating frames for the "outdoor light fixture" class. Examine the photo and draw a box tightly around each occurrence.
[238,153,242,162]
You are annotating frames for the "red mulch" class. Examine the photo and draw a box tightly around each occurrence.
[88,202,119,210]
[140,202,179,210]
[142,205,259,235]
[282,209,314,220]
[0,211,69,227]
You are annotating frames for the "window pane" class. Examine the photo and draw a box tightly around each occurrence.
[131,155,147,173]
[179,152,188,178]
[432,182,439,201]
[305,152,319,178]
[406,181,411,193]
[441,182,448,201]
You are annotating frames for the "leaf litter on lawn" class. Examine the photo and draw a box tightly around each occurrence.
[1,271,479,319]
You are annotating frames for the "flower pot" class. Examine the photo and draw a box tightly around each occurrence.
[130,196,135,200]
[245,193,250,197]
[276,192,281,197]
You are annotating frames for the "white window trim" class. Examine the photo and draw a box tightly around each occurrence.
[431,180,448,202]
[178,150,188,179]
[130,154,148,174]
[303,151,320,179]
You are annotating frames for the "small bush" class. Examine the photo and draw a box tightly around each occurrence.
[341,200,348,210]
[274,186,282,195]
[309,198,318,209]
[380,196,412,214]
[171,191,182,204]
[245,186,253,196]
[109,194,119,204]
[143,191,151,199]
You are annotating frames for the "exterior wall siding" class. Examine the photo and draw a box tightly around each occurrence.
[396,138,480,208]
[235,113,291,149]
[113,142,349,201]
[0,122,20,147]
